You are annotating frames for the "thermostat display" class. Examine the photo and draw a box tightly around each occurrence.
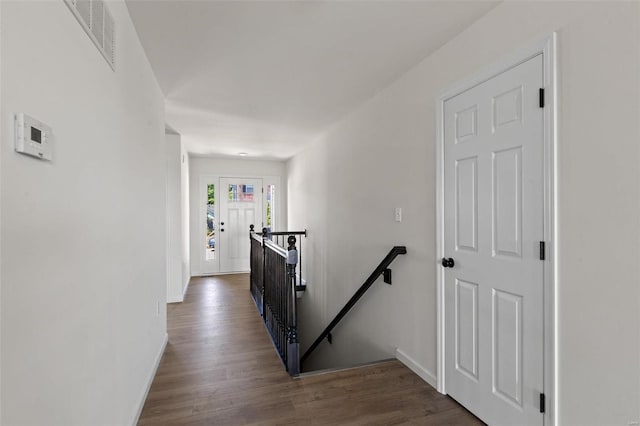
[15,113,52,161]
[31,127,42,144]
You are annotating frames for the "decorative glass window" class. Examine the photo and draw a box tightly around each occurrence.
[205,183,215,260]
[228,184,254,202]
[266,184,276,230]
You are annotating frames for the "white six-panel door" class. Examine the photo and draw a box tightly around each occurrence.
[443,55,544,425]
[219,177,263,273]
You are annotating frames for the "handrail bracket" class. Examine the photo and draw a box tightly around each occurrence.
[383,268,392,285]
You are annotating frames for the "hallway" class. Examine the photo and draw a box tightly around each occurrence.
[138,274,482,425]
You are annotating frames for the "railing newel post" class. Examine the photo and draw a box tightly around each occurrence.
[250,225,253,304]
[286,234,300,375]
[261,227,268,320]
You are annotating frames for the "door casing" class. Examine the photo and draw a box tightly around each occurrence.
[198,173,282,276]
[435,33,557,426]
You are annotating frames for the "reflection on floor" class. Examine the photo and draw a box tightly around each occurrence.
[138,274,483,425]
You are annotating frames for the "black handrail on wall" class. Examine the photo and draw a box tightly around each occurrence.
[300,246,407,365]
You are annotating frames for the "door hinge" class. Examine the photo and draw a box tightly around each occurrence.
[262,187,264,193]
[539,393,546,413]
[539,241,545,260]
[539,88,545,108]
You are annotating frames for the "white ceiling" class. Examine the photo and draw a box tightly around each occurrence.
[126,1,498,160]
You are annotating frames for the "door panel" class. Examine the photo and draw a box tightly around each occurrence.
[492,147,522,257]
[444,55,544,426]
[455,156,478,252]
[455,278,479,380]
[227,208,240,259]
[493,86,523,129]
[492,288,523,408]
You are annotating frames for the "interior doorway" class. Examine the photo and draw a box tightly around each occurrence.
[436,35,556,426]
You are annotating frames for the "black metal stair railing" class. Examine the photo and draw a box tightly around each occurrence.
[249,233,264,315]
[249,225,306,375]
[300,246,407,366]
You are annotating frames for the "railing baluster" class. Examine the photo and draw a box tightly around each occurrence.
[262,228,267,320]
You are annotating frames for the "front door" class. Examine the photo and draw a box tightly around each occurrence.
[219,177,263,273]
[443,55,544,425]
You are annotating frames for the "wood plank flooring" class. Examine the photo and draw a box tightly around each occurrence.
[138,274,482,425]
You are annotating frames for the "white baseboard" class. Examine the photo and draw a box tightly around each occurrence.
[182,276,191,299]
[395,348,437,390]
[167,294,182,304]
[132,333,168,426]
[167,277,191,303]
[296,358,396,379]
[194,271,250,277]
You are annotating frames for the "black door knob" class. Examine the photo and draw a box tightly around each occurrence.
[221,229,225,232]
[441,257,455,268]
[221,222,225,226]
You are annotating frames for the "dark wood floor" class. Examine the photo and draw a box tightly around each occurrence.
[138,274,482,425]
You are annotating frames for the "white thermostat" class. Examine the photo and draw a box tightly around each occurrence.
[15,113,53,161]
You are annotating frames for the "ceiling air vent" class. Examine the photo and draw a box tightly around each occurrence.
[64,0,115,70]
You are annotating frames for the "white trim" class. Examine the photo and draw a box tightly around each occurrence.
[131,333,168,426]
[542,33,558,426]
[395,348,437,390]
[167,293,182,304]
[296,358,396,379]
[0,2,3,420]
[194,271,250,277]
[182,276,191,299]
[435,66,446,395]
[435,33,557,426]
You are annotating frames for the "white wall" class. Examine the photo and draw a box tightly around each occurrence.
[189,156,286,275]
[288,2,640,425]
[1,2,167,425]
[166,132,183,303]
[180,141,190,295]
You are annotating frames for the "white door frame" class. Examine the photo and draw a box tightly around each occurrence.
[435,33,557,425]
[197,173,282,276]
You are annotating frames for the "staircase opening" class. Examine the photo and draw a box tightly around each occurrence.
[249,225,406,376]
